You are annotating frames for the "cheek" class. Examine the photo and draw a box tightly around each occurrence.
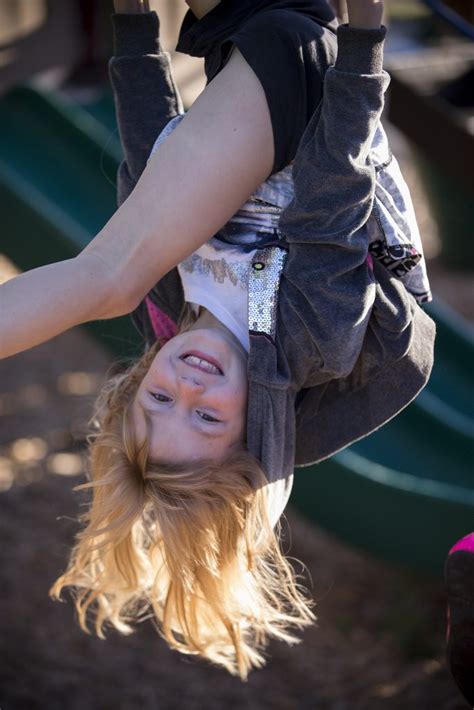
[239,363,249,396]
[216,369,247,409]
[148,343,176,379]
[226,369,248,406]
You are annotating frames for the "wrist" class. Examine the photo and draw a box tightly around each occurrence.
[346,0,384,29]
[336,23,386,74]
[113,0,150,14]
[112,10,161,56]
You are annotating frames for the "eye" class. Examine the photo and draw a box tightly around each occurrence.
[150,393,220,423]
[197,411,221,423]
[150,393,171,403]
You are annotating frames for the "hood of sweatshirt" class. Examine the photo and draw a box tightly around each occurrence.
[176,0,337,64]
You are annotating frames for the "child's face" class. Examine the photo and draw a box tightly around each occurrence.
[132,326,248,463]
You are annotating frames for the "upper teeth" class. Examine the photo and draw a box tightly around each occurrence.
[182,355,221,374]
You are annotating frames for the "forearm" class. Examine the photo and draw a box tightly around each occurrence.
[0,254,123,359]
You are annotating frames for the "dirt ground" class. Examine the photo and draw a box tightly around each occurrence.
[0,123,473,709]
[0,330,471,710]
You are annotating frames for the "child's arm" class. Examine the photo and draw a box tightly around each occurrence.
[0,2,181,360]
[0,46,275,359]
[109,2,183,206]
[0,253,122,360]
[280,11,388,244]
[279,1,387,378]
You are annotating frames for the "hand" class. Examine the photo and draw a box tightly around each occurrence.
[330,0,347,21]
[113,0,150,13]
[346,0,384,29]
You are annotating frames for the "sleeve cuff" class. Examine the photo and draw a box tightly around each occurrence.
[112,11,162,56]
[335,24,386,74]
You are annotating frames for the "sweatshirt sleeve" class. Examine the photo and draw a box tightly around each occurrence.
[108,11,184,206]
[278,23,389,244]
[278,25,389,381]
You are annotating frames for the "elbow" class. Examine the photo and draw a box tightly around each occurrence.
[106,288,135,319]
[105,277,141,319]
[90,259,157,319]
[120,288,142,317]
[77,252,135,321]
[110,271,149,318]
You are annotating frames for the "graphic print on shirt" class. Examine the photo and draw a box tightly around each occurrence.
[180,251,251,289]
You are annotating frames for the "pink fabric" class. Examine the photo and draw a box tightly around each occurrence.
[145,297,177,342]
[366,253,374,271]
[449,532,474,555]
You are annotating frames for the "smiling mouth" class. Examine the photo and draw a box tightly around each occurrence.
[180,352,224,375]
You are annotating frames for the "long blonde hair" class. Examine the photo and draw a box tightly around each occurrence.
[50,304,316,680]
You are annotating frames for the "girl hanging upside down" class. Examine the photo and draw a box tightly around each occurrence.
[0,0,435,680]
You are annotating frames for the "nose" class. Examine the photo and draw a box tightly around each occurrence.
[174,356,209,390]
[177,373,205,391]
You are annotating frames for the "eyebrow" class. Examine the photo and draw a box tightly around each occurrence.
[138,402,226,440]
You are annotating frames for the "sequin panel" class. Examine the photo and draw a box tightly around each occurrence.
[180,253,250,289]
[248,247,287,340]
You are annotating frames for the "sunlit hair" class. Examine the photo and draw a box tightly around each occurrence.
[50,303,316,680]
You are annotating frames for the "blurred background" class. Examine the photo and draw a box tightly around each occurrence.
[0,1,473,708]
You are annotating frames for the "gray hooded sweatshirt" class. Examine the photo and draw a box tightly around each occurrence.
[109,9,436,525]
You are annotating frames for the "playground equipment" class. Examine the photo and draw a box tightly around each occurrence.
[423,0,474,39]
[0,84,472,577]
[0,86,140,357]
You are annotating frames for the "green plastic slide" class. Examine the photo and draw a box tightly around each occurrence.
[0,86,472,576]
[0,86,140,356]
